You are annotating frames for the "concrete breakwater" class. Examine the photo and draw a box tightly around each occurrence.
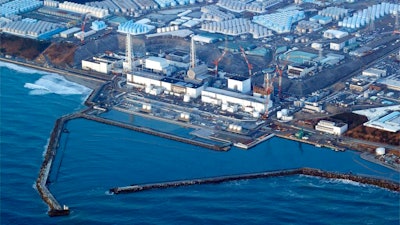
[81,113,231,151]
[110,167,400,194]
[35,114,79,217]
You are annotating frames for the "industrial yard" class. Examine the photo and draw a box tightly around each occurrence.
[3,0,400,218]
[1,0,400,168]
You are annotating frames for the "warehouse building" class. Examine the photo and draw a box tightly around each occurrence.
[315,120,348,135]
[329,36,356,51]
[363,111,400,133]
[201,87,268,113]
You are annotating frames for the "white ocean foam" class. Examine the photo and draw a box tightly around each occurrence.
[24,74,91,96]
[0,61,51,75]
[331,178,365,187]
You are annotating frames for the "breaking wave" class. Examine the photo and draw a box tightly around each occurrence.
[0,61,51,75]
[24,74,91,96]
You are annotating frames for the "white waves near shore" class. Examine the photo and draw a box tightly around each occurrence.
[0,61,51,75]
[24,74,91,95]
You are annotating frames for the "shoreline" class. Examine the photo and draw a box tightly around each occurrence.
[2,59,399,216]
[0,58,106,90]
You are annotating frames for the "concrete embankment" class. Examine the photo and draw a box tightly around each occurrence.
[110,167,400,194]
[81,114,231,151]
[36,114,80,217]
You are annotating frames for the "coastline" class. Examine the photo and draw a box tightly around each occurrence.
[0,58,106,90]
[2,58,399,216]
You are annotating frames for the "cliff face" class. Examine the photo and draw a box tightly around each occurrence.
[41,42,77,66]
[0,35,50,60]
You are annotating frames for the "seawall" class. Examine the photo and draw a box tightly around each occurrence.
[110,167,400,194]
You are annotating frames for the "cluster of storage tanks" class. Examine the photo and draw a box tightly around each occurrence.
[86,0,122,14]
[118,20,152,35]
[296,20,321,34]
[155,0,196,8]
[253,10,305,34]
[141,104,152,112]
[228,124,242,132]
[156,25,179,33]
[201,18,272,38]
[218,0,280,13]
[179,112,190,121]
[91,20,107,31]
[0,0,43,17]
[201,5,235,22]
[2,18,60,38]
[43,0,58,8]
[318,7,348,20]
[59,1,109,18]
[339,2,400,29]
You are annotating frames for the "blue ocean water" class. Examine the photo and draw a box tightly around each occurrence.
[1,62,399,224]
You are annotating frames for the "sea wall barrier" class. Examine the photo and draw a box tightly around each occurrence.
[81,114,231,151]
[110,167,400,194]
[36,113,80,217]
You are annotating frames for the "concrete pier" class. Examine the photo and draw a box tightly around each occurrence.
[110,168,400,194]
[81,113,231,151]
[36,114,79,216]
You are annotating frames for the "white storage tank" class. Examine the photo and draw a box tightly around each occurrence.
[277,111,283,119]
[375,147,385,156]
[183,94,190,102]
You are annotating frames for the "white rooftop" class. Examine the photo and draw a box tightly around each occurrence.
[353,105,400,120]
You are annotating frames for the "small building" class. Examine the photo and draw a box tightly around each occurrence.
[145,56,169,72]
[315,120,348,135]
[287,63,316,78]
[303,102,323,113]
[330,36,356,51]
[362,68,387,78]
[349,80,370,92]
[82,58,111,74]
[323,29,348,39]
[60,27,80,38]
[227,75,251,93]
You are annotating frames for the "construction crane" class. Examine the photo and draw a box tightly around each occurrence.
[240,46,253,77]
[213,50,227,76]
[80,13,91,43]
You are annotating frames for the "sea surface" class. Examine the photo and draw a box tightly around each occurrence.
[1,62,399,224]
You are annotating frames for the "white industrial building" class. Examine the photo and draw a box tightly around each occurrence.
[126,72,205,99]
[323,29,348,39]
[315,120,348,135]
[201,87,268,114]
[60,27,81,38]
[82,58,112,74]
[364,111,400,133]
[74,30,96,39]
[227,76,251,93]
[362,68,387,78]
[330,36,356,51]
[287,64,316,78]
[379,77,400,91]
[145,56,169,72]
